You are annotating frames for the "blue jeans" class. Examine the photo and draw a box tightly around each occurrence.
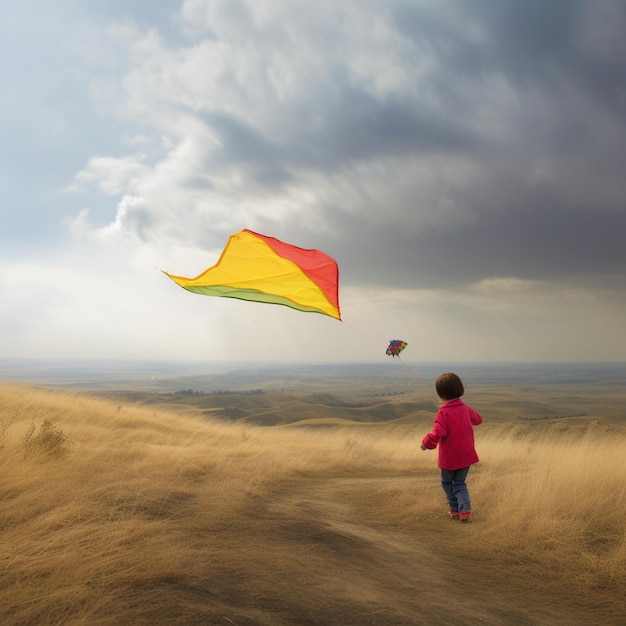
[441,467,471,513]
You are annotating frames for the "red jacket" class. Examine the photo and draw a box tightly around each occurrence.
[422,398,482,470]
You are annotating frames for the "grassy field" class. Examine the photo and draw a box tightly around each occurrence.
[0,383,625,625]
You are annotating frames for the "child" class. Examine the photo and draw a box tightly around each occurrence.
[421,372,482,523]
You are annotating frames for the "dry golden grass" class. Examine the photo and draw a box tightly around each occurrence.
[0,383,624,625]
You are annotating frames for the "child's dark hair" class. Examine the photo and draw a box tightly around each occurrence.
[435,372,465,401]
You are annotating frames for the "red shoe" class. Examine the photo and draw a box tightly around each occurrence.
[459,511,472,523]
[448,511,460,520]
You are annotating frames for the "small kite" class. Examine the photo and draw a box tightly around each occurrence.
[163,229,341,320]
[386,339,408,358]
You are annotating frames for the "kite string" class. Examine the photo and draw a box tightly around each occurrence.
[342,292,388,346]
[397,355,425,386]
[341,318,387,348]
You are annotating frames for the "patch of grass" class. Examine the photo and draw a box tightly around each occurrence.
[22,419,68,458]
[0,413,17,448]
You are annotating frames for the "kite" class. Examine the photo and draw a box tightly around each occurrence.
[163,229,341,320]
[386,340,408,358]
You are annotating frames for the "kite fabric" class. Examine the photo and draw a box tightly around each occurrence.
[386,340,408,357]
[163,230,341,320]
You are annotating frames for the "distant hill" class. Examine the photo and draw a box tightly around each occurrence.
[92,379,626,426]
[93,389,440,426]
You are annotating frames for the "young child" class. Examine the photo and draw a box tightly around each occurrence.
[421,372,483,523]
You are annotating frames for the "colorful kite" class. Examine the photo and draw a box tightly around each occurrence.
[386,339,408,358]
[163,229,341,320]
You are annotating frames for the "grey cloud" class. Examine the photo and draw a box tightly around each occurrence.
[67,1,626,294]
[392,1,623,94]
[309,89,478,165]
[195,88,478,192]
[201,111,294,187]
[192,2,624,168]
[307,196,626,291]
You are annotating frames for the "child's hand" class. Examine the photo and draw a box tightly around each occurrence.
[420,444,427,451]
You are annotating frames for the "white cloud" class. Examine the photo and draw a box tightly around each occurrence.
[68,155,149,195]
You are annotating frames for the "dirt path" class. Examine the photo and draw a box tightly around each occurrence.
[220,476,617,625]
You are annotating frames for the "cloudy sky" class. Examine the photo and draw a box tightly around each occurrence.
[1,0,625,364]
